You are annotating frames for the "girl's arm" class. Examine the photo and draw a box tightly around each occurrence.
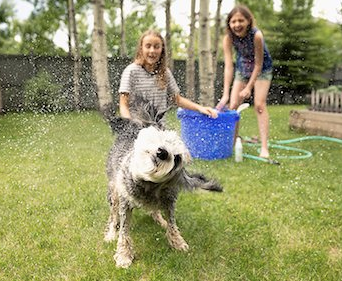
[175,94,218,118]
[119,93,131,118]
[216,35,234,110]
[240,30,264,99]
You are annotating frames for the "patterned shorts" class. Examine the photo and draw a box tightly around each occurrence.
[235,69,273,82]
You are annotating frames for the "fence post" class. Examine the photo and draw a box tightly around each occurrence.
[311,89,315,110]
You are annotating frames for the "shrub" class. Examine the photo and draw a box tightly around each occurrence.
[23,71,67,113]
[317,85,342,94]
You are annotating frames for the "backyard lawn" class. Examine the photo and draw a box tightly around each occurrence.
[0,105,341,280]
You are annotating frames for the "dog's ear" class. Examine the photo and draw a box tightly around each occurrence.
[155,107,169,125]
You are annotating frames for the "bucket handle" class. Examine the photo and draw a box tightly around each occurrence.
[236,103,250,114]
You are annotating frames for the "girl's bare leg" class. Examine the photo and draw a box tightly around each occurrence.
[254,80,271,158]
[229,80,246,144]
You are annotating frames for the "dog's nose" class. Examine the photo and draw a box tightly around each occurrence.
[157,148,168,160]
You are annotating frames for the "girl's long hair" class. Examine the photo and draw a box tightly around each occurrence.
[134,30,168,89]
[226,5,255,39]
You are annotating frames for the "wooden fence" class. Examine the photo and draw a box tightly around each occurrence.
[310,87,342,113]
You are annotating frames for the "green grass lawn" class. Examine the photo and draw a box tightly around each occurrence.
[0,105,341,280]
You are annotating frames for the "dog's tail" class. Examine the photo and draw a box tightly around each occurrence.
[130,96,169,129]
[100,97,168,131]
[181,169,223,192]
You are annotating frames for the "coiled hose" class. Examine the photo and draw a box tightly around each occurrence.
[242,135,342,165]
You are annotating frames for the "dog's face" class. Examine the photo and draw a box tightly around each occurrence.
[130,126,191,183]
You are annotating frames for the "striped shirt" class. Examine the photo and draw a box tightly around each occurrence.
[118,63,180,112]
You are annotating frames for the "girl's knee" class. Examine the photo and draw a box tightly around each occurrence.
[254,104,267,114]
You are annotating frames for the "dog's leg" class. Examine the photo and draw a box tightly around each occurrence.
[164,205,189,251]
[150,210,168,229]
[104,198,119,242]
[114,199,134,268]
[104,182,119,242]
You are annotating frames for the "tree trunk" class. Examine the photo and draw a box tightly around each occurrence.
[91,0,113,111]
[120,0,127,57]
[67,5,72,57]
[212,0,222,89]
[0,86,3,113]
[198,0,214,106]
[186,0,196,101]
[68,0,81,110]
[165,0,173,70]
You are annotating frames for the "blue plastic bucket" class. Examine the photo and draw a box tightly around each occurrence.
[177,108,240,160]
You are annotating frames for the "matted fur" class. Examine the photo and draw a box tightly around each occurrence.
[102,100,222,268]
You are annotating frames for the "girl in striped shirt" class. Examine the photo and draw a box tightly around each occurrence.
[118,30,217,122]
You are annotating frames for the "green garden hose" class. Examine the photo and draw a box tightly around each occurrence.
[242,135,342,165]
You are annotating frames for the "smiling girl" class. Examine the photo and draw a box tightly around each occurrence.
[118,30,217,121]
[216,5,272,158]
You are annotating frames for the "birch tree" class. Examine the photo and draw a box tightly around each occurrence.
[120,0,127,57]
[198,0,214,106]
[186,0,196,101]
[91,0,113,111]
[212,0,222,86]
[165,0,173,70]
[68,0,81,110]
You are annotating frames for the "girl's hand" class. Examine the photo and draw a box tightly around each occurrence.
[239,87,251,100]
[199,106,218,118]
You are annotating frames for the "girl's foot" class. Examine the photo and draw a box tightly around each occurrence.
[259,148,269,159]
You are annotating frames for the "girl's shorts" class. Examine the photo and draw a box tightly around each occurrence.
[235,69,273,82]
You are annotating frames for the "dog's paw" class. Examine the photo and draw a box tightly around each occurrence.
[114,252,134,268]
[172,239,189,252]
[114,236,134,268]
[166,229,189,251]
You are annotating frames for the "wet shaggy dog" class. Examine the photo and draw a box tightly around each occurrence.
[103,101,222,268]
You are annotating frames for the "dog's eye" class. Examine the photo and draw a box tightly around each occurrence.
[157,148,168,160]
[174,155,182,167]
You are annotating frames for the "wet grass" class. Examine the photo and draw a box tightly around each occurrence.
[0,105,341,280]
